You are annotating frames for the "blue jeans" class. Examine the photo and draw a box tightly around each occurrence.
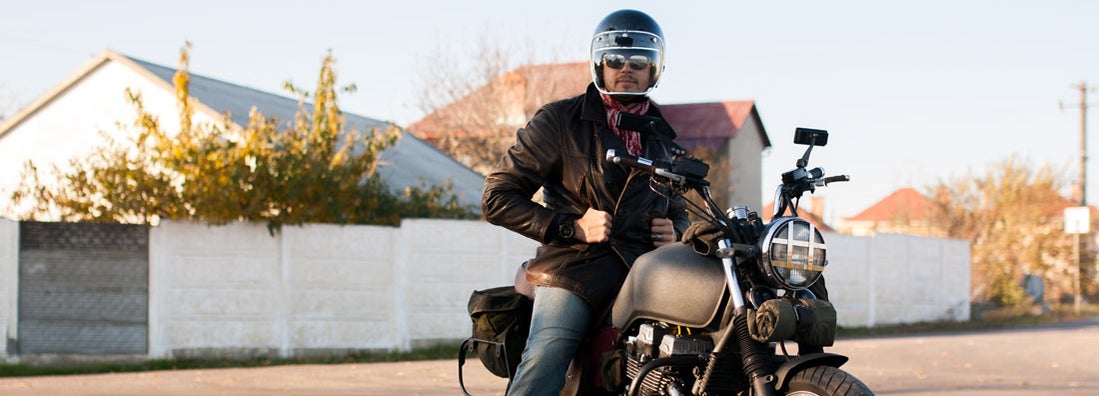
[507,286,592,395]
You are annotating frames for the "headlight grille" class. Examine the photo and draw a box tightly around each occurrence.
[760,217,826,290]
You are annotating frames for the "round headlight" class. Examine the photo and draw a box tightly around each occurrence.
[758,217,827,290]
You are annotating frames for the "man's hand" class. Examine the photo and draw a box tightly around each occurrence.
[575,208,612,243]
[650,218,675,247]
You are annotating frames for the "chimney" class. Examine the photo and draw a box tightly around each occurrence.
[810,196,825,217]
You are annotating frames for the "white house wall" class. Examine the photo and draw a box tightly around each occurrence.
[0,59,220,216]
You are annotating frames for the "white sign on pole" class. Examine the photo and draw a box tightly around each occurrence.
[1064,206,1091,234]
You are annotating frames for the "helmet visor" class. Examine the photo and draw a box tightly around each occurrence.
[591,30,665,95]
[592,30,663,52]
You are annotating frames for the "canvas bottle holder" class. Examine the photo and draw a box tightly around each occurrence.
[746,297,837,347]
[458,286,533,395]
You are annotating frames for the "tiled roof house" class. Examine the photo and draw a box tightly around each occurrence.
[838,187,1099,237]
[761,195,835,233]
[839,188,939,236]
[408,61,771,210]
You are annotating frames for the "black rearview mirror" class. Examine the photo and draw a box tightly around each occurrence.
[794,128,828,146]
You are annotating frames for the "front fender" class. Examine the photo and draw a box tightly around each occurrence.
[773,352,849,390]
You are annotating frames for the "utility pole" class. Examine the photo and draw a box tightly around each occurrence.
[1062,82,1095,205]
[1075,81,1091,205]
[1062,82,1096,312]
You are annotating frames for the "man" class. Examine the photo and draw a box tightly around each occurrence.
[482,9,689,395]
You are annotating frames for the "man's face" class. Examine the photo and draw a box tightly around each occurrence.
[601,53,652,93]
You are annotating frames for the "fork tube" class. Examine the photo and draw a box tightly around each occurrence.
[718,238,745,309]
[712,237,745,355]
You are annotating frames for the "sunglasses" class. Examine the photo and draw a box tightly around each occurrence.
[602,53,652,71]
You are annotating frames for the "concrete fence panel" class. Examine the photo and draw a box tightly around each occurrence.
[400,219,537,347]
[6,218,965,361]
[149,221,286,358]
[822,232,969,327]
[281,223,402,355]
[823,232,873,328]
[17,222,147,356]
[148,219,538,359]
[1,219,17,362]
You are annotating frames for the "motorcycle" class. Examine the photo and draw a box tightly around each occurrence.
[461,122,873,396]
[591,125,872,396]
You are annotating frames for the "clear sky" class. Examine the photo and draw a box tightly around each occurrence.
[2,0,1097,222]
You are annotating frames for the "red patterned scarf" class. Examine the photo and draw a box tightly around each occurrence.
[600,93,650,156]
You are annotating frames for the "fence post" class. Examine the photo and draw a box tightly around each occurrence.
[0,219,17,362]
[394,220,411,352]
[866,234,876,328]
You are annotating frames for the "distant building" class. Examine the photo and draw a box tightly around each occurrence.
[408,61,771,210]
[838,187,939,236]
[761,195,835,232]
[837,186,1099,302]
[0,50,485,217]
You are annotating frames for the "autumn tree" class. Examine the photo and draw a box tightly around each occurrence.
[411,30,576,174]
[12,43,476,228]
[927,156,1082,306]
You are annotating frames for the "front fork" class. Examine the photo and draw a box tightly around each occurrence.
[709,238,778,396]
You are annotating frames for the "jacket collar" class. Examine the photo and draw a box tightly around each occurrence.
[580,83,667,126]
[581,83,606,124]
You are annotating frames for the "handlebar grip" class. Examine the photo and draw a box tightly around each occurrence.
[823,175,850,184]
[606,149,655,171]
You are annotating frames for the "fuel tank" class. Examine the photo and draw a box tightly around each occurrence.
[612,243,728,330]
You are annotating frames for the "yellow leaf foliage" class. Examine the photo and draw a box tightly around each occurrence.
[12,43,476,230]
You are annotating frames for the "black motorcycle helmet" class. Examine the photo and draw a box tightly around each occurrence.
[590,9,665,96]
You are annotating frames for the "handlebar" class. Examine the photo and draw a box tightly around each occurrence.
[818,175,851,186]
[606,149,656,170]
[606,149,691,185]
[609,144,849,224]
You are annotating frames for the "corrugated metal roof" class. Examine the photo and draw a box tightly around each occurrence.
[127,55,485,211]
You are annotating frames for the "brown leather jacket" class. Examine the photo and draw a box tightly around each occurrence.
[482,83,690,313]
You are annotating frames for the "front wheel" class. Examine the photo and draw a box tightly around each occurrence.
[784,365,874,396]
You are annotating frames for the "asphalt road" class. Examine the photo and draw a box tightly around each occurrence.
[2,317,1096,395]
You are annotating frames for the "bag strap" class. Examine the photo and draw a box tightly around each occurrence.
[457,337,516,396]
[458,338,474,396]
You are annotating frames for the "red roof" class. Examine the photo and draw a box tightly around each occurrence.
[844,187,934,222]
[407,62,767,150]
[1046,195,1099,220]
[846,187,1099,224]
[406,62,589,139]
[660,101,766,149]
[760,201,835,232]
